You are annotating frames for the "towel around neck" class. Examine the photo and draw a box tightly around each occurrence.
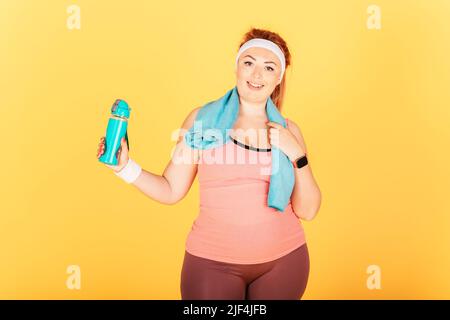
[184,86,295,212]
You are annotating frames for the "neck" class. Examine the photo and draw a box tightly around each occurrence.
[238,96,268,118]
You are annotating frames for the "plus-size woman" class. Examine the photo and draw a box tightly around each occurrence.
[97,28,321,300]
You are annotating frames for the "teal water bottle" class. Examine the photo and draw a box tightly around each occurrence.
[99,99,131,165]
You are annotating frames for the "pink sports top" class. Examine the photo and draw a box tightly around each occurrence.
[185,120,307,264]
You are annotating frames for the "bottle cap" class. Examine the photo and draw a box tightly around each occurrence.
[111,99,131,118]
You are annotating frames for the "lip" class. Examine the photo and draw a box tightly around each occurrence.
[247,81,264,90]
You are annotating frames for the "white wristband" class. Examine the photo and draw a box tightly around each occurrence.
[114,158,142,183]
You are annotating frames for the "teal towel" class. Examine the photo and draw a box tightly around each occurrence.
[184,86,295,212]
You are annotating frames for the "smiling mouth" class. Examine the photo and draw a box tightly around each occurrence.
[247,81,264,89]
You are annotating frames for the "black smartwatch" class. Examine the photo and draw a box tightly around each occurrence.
[293,154,308,169]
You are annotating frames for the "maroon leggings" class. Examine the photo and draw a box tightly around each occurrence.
[180,243,310,300]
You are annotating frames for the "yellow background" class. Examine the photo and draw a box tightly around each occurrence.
[1,0,449,299]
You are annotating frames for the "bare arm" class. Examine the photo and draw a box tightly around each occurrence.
[130,107,201,205]
[286,119,322,221]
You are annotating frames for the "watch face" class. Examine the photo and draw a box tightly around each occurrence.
[296,155,307,168]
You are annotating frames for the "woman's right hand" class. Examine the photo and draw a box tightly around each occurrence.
[97,136,129,173]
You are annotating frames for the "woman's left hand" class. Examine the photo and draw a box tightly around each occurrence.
[267,121,306,162]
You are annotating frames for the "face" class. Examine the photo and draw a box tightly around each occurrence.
[235,46,283,103]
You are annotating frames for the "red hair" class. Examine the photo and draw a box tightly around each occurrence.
[237,27,292,111]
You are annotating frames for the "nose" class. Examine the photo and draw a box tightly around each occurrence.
[251,66,263,79]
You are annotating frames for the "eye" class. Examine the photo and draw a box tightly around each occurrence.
[244,61,274,72]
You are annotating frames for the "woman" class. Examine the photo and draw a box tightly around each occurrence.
[97,28,321,300]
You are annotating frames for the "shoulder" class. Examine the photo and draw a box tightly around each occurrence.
[285,118,308,154]
[181,106,201,129]
[177,107,202,143]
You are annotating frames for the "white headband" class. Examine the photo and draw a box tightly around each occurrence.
[235,38,286,83]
